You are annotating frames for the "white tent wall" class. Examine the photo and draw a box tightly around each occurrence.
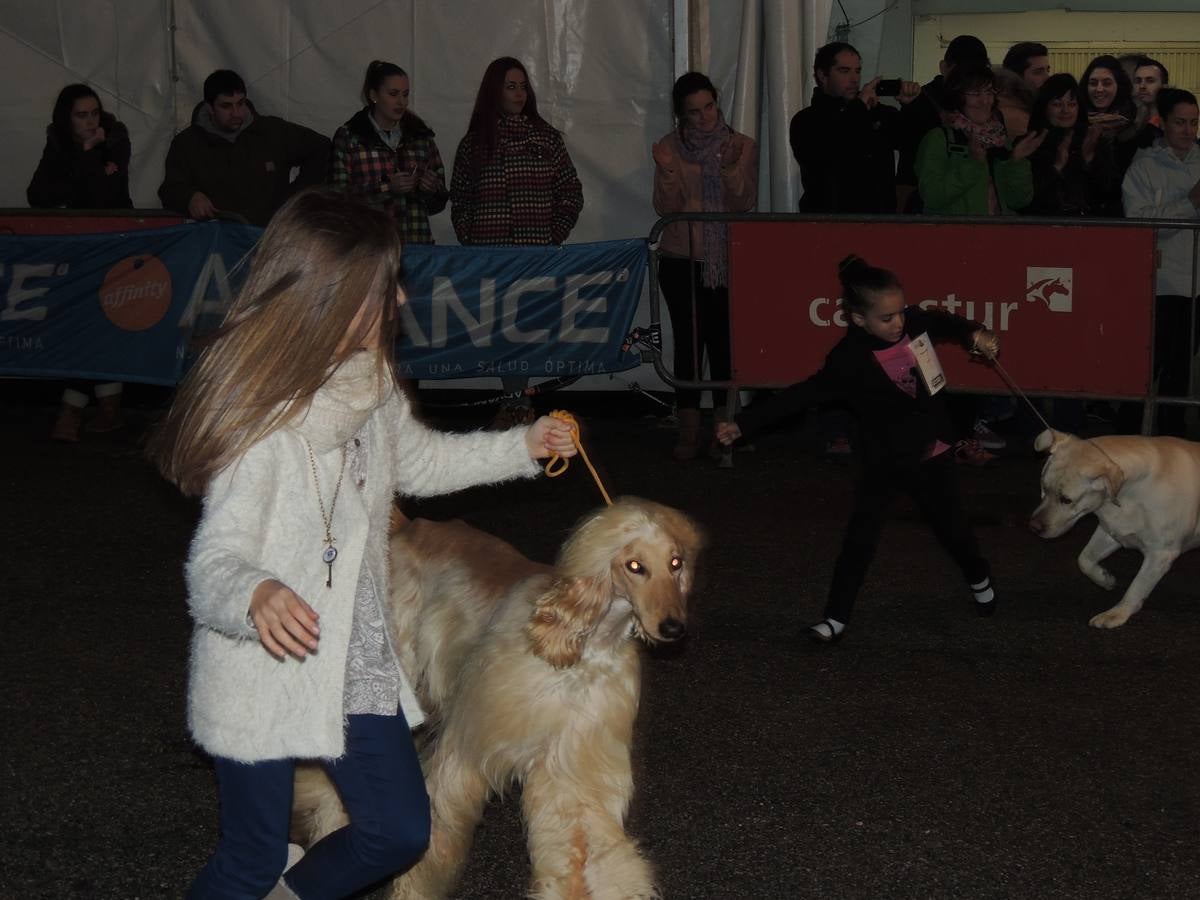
[0,1,175,211]
[698,1,832,214]
[3,1,674,242]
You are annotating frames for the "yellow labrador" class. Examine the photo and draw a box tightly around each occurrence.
[1029,429,1200,627]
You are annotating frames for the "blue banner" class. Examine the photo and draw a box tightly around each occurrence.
[0,222,647,385]
[0,221,258,385]
[397,240,646,380]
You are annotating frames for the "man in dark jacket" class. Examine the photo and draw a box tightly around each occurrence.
[158,70,330,227]
[790,41,920,214]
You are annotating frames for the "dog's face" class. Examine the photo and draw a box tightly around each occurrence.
[1029,429,1125,539]
[609,504,702,645]
[528,498,704,668]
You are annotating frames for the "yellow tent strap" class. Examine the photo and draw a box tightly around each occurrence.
[543,409,613,507]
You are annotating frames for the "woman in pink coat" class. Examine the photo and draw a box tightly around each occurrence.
[652,72,758,461]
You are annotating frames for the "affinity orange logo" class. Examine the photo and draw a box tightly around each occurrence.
[99,255,172,330]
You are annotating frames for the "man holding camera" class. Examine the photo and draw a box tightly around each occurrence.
[790,41,920,214]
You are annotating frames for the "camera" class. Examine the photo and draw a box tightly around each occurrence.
[875,79,902,97]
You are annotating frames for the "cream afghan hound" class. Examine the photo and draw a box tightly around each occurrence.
[292,496,703,900]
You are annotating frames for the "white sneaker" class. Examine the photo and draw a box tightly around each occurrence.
[972,419,1006,450]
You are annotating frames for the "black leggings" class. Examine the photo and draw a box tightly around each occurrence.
[658,257,730,415]
[1153,294,1199,436]
[824,452,990,624]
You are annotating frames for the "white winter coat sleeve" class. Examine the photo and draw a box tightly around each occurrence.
[1123,157,1199,221]
[386,393,541,497]
[185,440,284,639]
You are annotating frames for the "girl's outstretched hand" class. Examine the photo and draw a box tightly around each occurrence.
[972,328,1000,359]
[716,422,742,446]
[249,578,320,660]
[527,416,578,460]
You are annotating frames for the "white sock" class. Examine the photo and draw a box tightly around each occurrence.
[812,617,846,638]
[970,579,995,604]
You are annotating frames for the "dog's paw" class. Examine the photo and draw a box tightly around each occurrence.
[1080,564,1117,591]
[1089,607,1131,628]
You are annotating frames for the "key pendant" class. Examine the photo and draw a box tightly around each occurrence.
[322,545,338,588]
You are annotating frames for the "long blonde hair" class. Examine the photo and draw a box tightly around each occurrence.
[148,188,403,496]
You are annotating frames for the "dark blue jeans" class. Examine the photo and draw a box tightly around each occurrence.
[187,712,430,900]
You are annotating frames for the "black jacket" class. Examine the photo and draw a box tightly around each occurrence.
[736,306,980,467]
[1023,126,1117,217]
[896,76,947,188]
[27,113,133,209]
[790,90,902,214]
[158,101,330,226]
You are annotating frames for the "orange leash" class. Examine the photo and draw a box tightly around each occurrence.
[543,410,613,507]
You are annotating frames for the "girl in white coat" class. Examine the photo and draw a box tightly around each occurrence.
[149,188,576,900]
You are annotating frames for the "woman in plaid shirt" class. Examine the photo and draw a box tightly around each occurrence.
[331,60,449,245]
[450,57,585,426]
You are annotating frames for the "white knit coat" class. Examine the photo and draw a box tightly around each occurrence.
[185,385,540,762]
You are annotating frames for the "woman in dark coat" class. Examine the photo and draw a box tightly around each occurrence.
[1078,55,1138,216]
[28,84,133,440]
[28,83,132,210]
[1023,74,1116,217]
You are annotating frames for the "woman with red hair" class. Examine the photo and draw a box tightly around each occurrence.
[449,57,584,427]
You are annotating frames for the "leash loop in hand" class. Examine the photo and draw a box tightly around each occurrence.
[543,410,613,507]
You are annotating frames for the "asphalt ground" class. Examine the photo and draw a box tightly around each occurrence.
[2,383,1197,899]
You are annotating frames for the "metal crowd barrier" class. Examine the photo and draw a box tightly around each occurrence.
[646,212,1200,443]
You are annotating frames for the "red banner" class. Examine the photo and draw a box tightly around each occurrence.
[0,212,184,236]
[728,221,1156,397]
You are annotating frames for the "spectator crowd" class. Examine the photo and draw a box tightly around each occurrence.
[23,37,1200,453]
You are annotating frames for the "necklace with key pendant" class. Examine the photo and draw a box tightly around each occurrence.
[304,438,348,588]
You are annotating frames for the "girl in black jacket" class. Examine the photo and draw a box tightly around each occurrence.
[28,84,133,440]
[28,84,132,210]
[717,255,1000,642]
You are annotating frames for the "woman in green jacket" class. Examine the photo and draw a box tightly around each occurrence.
[915,62,1045,216]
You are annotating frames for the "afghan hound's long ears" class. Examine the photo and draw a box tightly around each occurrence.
[527,502,638,668]
[527,573,614,669]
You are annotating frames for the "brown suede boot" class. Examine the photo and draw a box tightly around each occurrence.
[50,404,83,442]
[673,408,702,461]
[86,392,123,433]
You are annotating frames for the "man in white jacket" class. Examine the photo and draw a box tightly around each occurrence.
[1122,87,1200,435]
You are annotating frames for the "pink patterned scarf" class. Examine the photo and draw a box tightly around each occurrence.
[678,111,731,288]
